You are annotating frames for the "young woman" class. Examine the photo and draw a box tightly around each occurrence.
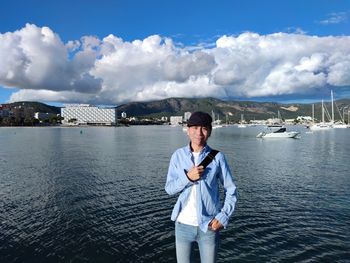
[165,111,238,263]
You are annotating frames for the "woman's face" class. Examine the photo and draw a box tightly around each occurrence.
[187,125,211,148]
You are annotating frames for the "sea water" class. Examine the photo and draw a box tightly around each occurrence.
[0,126,349,262]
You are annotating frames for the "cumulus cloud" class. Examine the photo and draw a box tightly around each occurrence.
[0,24,102,94]
[1,24,350,104]
[211,33,350,97]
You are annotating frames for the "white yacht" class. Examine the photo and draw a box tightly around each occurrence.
[256,127,300,138]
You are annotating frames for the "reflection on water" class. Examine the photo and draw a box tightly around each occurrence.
[0,126,349,262]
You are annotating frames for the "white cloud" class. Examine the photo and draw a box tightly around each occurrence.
[319,12,347,25]
[1,24,350,104]
[9,89,94,103]
[328,60,350,86]
[211,33,350,97]
[0,24,101,94]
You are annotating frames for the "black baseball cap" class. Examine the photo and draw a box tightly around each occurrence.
[187,111,212,128]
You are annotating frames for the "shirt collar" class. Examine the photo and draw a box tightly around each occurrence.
[186,143,211,155]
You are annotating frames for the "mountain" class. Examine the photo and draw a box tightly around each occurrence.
[3,98,350,122]
[116,97,350,122]
[2,101,61,114]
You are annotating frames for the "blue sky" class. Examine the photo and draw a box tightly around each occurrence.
[1,0,350,105]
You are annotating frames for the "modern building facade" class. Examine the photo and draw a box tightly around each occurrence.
[170,116,183,126]
[61,104,117,126]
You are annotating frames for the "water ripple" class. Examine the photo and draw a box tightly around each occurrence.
[1,126,349,262]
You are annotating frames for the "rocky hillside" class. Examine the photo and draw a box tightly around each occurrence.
[2,101,61,114]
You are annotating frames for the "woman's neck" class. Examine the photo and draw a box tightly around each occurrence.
[190,142,205,153]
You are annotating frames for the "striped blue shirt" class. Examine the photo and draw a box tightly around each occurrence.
[165,144,237,232]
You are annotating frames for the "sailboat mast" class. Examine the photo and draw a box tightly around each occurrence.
[331,90,334,123]
[312,104,314,123]
[322,100,324,123]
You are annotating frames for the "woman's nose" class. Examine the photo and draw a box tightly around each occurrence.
[197,127,204,135]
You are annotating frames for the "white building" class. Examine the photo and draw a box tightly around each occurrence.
[170,116,183,126]
[250,119,267,125]
[184,112,192,122]
[61,104,117,126]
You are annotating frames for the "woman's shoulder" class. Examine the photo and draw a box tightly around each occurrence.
[172,145,190,157]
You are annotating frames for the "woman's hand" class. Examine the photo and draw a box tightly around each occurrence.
[208,219,223,232]
[187,165,204,181]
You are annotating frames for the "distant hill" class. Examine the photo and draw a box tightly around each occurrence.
[2,101,61,114]
[116,97,350,122]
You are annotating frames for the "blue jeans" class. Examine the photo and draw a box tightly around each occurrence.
[175,221,220,263]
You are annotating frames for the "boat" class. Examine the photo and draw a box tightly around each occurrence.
[309,90,348,130]
[267,124,283,128]
[256,127,300,138]
[267,110,283,127]
[333,95,348,128]
[237,114,247,128]
[211,110,224,129]
[309,100,332,131]
[309,123,332,130]
[332,121,347,129]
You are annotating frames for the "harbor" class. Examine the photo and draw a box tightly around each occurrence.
[1,125,349,262]
[1,1,350,262]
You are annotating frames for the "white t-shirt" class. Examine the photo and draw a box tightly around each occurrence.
[177,151,200,226]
